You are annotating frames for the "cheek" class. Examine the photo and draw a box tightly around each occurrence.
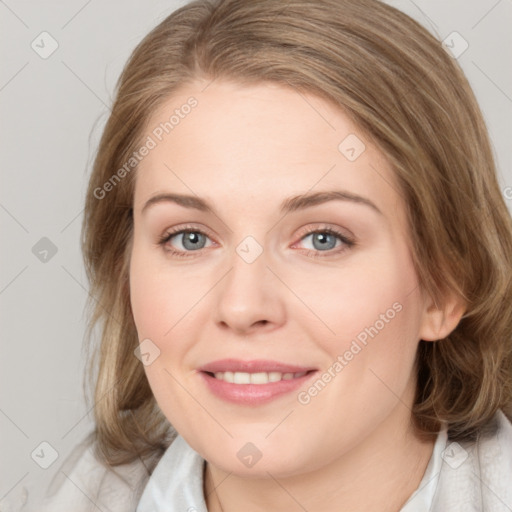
[304,245,419,343]
[129,248,192,420]
[303,241,423,393]
[129,255,165,338]
[129,243,194,339]
[129,244,208,384]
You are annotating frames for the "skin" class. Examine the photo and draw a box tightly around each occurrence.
[129,79,465,512]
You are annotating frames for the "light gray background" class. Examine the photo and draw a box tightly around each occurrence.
[1,0,511,504]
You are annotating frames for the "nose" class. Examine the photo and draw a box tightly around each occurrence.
[212,242,286,336]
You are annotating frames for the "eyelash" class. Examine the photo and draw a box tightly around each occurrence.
[156,224,356,259]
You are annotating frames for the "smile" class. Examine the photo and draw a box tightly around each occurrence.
[198,362,318,405]
[210,371,309,384]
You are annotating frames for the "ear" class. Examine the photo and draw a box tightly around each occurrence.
[419,288,466,342]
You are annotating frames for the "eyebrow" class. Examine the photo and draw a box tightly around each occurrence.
[141,190,383,216]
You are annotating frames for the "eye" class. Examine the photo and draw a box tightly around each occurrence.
[293,226,355,257]
[157,225,214,258]
[157,224,355,259]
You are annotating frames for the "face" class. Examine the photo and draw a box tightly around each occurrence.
[129,79,433,477]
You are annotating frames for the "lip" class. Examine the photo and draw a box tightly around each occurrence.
[197,359,318,405]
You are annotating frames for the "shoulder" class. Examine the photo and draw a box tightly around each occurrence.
[481,409,512,455]
[433,409,512,512]
[0,434,154,512]
[476,410,512,503]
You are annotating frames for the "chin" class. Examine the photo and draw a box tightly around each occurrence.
[202,436,311,478]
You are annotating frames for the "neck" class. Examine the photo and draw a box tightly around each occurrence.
[203,408,437,512]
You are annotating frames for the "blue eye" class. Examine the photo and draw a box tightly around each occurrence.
[294,227,355,258]
[157,225,355,259]
[174,231,208,250]
[302,231,340,251]
[158,228,212,257]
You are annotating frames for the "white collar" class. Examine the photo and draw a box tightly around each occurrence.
[136,411,512,512]
[136,434,207,512]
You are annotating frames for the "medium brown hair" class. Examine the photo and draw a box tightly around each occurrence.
[81,0,512,468]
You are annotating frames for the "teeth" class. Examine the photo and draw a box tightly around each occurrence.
[212,371,308,384]
[234,372,250,384]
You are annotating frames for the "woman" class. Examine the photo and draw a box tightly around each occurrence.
[9,0,512,510]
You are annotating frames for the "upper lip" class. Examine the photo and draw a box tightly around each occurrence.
[199,359,317,373]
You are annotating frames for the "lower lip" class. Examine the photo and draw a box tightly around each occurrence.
[198,371,318,405]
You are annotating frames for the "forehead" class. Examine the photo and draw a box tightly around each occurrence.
[133,79,402,218]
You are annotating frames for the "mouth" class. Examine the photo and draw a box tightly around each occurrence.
[197,359,318,405]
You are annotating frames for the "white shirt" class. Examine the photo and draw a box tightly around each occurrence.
[138,410,512,511]
[136,427,447,512]
[3,410,511,511]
